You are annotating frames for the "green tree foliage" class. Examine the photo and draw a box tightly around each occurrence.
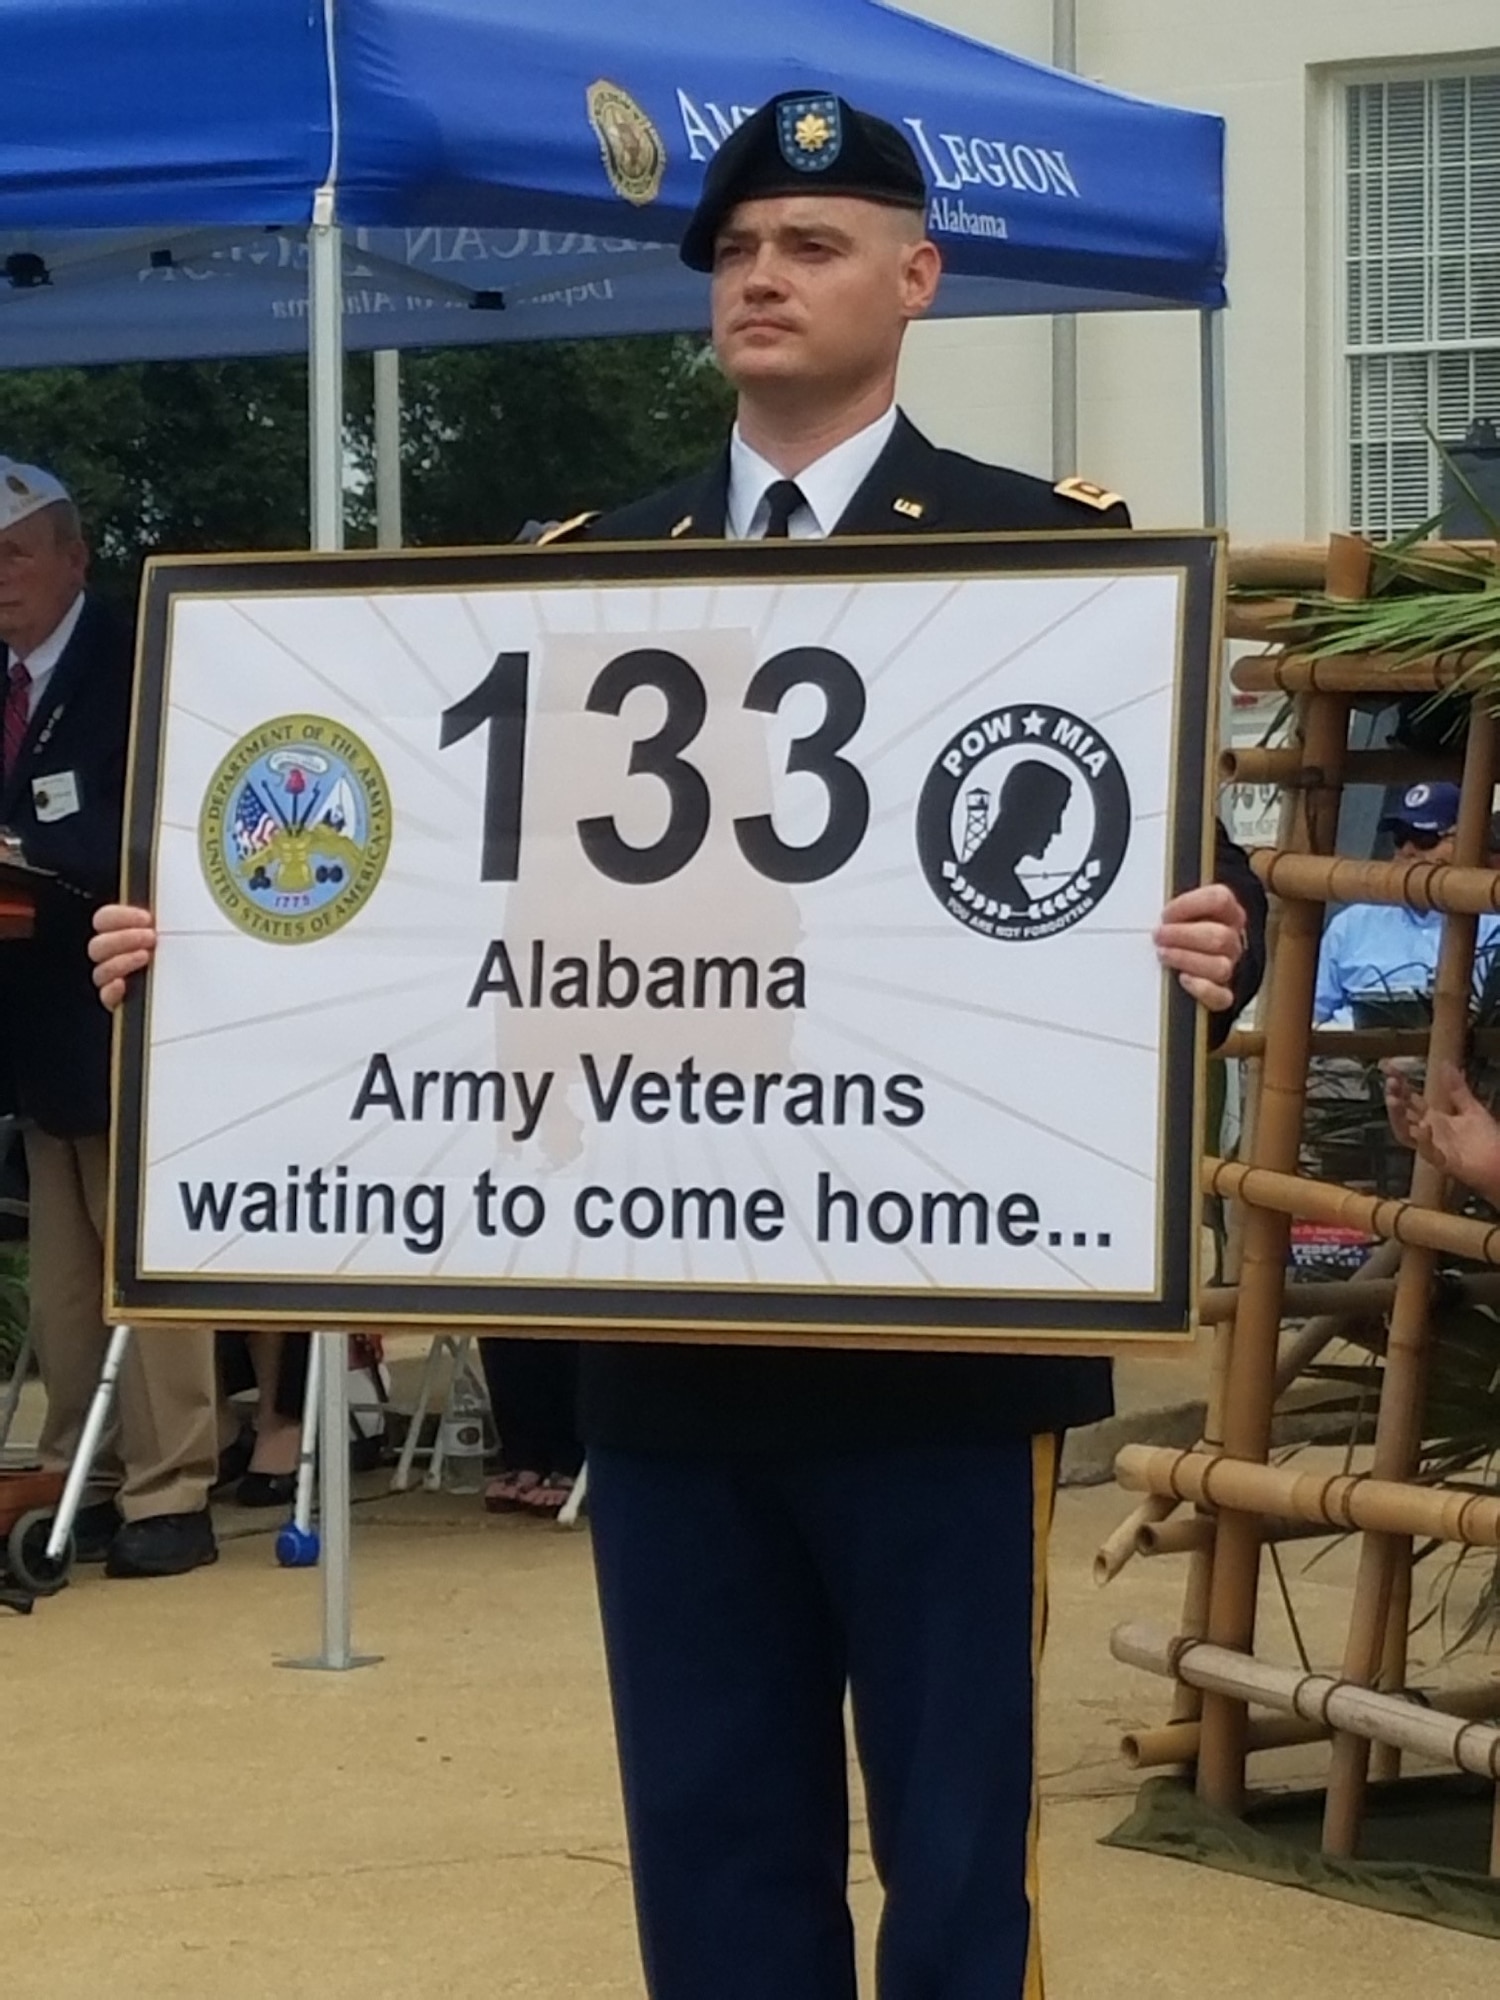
[0,337,733,611]
[389,336,734,546]
[0,360,312,609]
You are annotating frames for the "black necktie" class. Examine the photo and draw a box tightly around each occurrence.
[760,479,806,539]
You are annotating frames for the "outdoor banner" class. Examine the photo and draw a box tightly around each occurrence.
[109,532,1220,1349]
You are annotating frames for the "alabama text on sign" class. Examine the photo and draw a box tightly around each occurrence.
[109,535,1217,1347]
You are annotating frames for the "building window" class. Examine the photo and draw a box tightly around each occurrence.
[1345,73,1500,538]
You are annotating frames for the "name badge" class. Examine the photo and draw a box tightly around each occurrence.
[33,770,81,822]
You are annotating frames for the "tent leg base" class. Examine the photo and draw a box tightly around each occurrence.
[276,1653,383,1674]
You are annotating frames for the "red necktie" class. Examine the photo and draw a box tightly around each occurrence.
[2,659,29,782]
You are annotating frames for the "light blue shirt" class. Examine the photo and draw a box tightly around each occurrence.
[1314,903,1500,1025]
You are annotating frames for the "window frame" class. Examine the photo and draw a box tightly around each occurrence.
[1321,54,1500,539]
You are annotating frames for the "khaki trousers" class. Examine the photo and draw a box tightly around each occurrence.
[25,1127,217,1520]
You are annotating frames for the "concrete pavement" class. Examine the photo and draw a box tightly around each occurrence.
[4,1457,1496,1998]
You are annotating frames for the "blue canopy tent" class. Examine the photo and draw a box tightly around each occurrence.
[0,0,1227,1661]
[0,0,1230,545]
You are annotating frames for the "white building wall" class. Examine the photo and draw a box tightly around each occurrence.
[892,0,1500,535]
[894,1,1056,483]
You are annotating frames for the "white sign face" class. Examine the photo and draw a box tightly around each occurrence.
[112,536,1216,1348]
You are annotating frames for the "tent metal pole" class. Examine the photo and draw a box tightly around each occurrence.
[374,348,403,549]
[280,1332,380,1674]
[1050,0,1080,482]
[1200,306,1228,528]
[1051,317,1079,482]
[308,189,345,552]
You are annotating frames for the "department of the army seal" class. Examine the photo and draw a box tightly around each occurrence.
[915,703,1131,942]
[198,715,391,944]
[587,80,666,207]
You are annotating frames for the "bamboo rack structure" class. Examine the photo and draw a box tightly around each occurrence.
[1108,533,1500,1875]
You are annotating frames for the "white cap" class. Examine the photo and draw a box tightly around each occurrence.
[0,457,70,533]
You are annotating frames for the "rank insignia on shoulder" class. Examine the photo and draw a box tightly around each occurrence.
[892,496,925,520]
[535,510,600,546]
[1054,476,1123,512]
[670,514,694,538]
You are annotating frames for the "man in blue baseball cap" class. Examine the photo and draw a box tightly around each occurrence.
[1314,781,1500,1024]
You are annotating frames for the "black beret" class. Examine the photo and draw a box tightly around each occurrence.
[680,92,928,273]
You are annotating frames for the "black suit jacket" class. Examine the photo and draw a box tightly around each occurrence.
[568,415,1266,1454]
[0,594,130,1137]
[594,410,1136,541]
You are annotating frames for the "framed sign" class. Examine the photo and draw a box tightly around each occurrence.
[109,532,1221,1350]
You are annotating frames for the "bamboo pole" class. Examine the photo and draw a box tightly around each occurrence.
[1177,738,1296,1726]
[1220,1026,1500,1060]
[1176,1031,1269,1714]
[1202,1277,1384,1324]
[1223,600,1301,644]
[1116,1444,1500,1547]
[1199,1249,1500,1328]
[1123,1679,1500,1770]
[1114,1623,1500,1781]
[1202,1158,1500,1266]
[1094,1495,1178,1585]
[1198,689,1350,1813]
[1270,1237,1408,1399]
[1124,1713,1329,1767]
[1370,1556,1414,1786]
[1095,740,1287,1601]
[1200,1270,1411,1325]
[1250,850,1500,917]
[1225,542,1350,591]
[1139,1512,1215,1557]
[1226,538,1495,591]
[1232,653,1471,696]
[1325,533,1376,601]
[1152,759,1291,1723]
[1137,1513,1340,1558]
[1324,702,1498,1856]
[1219,747,1465,788]
[1170,1519,1215,1724]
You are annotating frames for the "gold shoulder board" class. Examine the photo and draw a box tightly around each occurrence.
[535,510,600,546]
[1054,476,1123,512]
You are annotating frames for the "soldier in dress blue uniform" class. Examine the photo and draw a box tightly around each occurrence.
[93,95,1267,2000]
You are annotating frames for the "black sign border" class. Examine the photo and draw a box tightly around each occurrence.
[110,530,1219,1351]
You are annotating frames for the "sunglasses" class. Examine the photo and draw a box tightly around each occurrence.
[1389,825,1453,850]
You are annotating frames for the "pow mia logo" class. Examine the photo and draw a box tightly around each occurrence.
[587,79,666,207]
[198,716,391,945]
[778,95,843,172]
[916,704,1131,942]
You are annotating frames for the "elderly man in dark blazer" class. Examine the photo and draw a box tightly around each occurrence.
[0,459,217,1577]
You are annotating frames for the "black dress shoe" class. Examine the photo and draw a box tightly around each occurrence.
[73,1499,124,1565]
[105,1509,219,1579]
[235,1469,297,1509]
